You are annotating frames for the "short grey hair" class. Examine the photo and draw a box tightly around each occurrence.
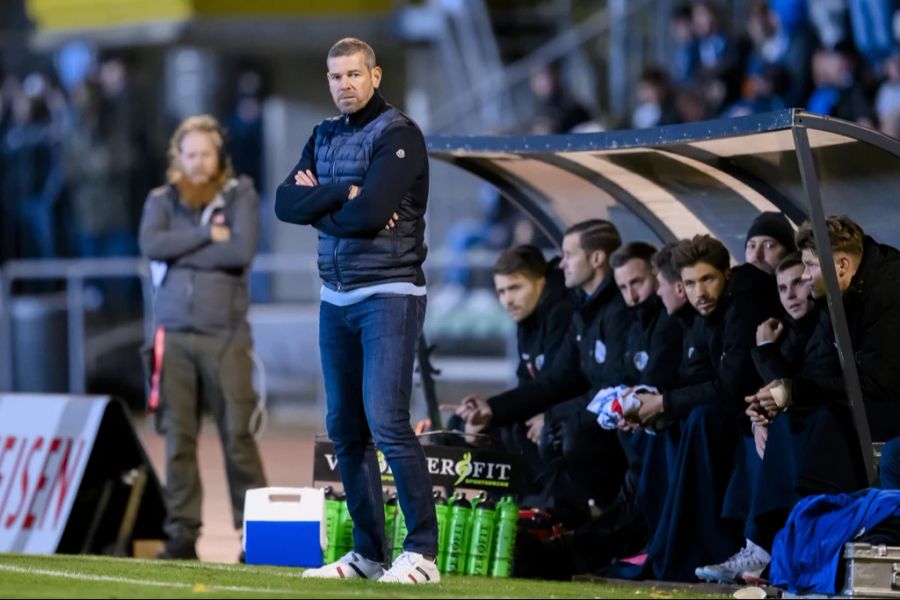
[327,38,376,70]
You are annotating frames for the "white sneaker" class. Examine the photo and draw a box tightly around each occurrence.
[377,551,440,584]
[302,551,385,580]
[694,540,770,584]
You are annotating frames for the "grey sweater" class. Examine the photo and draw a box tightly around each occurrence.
[139,175,258,337]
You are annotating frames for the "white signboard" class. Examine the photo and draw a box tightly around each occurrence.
[0,394,107,554]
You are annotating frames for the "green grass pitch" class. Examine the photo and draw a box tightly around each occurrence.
[0,553,730,598]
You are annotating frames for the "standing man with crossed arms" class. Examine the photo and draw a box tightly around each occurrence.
[274,38,438,584]
[139,115,267,562]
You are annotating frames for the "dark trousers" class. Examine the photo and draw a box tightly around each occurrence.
[635,425,679,536]
[882,437,900,489]
[159,331,267,541]
[647,404,742,582]
[535,399,627,527]
[722,434,763,541]
[746,405,870,551]
[319,295,438,562]
[499,422,546,503]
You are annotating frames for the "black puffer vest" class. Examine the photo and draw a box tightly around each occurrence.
[313,106,427,291]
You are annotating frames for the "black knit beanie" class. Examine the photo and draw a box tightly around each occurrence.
[745,212,796,251]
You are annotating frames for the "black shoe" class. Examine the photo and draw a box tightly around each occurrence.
[156,538,198,560]
[238,550,246,564]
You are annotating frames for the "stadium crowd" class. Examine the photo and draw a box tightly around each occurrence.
[529,0,900,137]
[4,1,900,269]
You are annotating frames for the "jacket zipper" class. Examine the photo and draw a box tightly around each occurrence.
[330,118,353,291]
[333,240,343,290]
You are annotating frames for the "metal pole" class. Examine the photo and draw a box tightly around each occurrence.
[67,274,86,394]
[608,0,628,122]
[0,269,12,391]
[792,125,877,485]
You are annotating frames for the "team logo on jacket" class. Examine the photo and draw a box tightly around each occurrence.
[634,351,649,371]
[688,346,696,359]
[535,354,545,370]
[594,340,606,364]
[396,149,406,158]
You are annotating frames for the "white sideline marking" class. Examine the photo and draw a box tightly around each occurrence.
[0,564,298,594]
[9,555,307,578]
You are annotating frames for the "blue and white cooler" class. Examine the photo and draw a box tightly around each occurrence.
[243,487,326,567]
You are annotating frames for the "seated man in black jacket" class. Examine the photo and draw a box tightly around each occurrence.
[768,216,900,443]
[482,241,686,580]
[634,234,782,582]
[456,219,629,528]
[555,241,686,576]
[698,253,841,583]
[488,245,575,507]
[745,216,900,546]
[611,242,684,535]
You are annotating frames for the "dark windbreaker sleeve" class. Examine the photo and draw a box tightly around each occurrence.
[640,313,684,389]
[751,340,796,385]
[664,269,776,420]
[487,321,591,426]
[274,129,352,225]
[311,125,426,238]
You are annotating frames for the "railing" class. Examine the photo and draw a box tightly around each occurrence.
[0,251,515,396]
[0,254,319,394]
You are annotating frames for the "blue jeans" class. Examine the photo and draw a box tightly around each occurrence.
[319,294,437,562]
[880,437,900,490]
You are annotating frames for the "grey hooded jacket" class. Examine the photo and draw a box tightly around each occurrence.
[139,175,258,337]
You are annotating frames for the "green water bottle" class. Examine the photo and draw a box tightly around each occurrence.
[335,493,355,558]
[464,497,496,576]
[444,493,472,574]
[471,490,487,510]
[438,492,459,572]
[323,486,341,563]
[433,490,449,568]
[391,496,408,562]
[384,491,397,553]
[489,496,519,577]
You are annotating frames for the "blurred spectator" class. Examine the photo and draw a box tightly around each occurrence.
[97,53,152,241]
[674,86,710,123]
[690,0,750,107]
[65,79,134,259]
[226,70,265,192]
[722,60,786,117]
[631,67,678,129]
[0,75,18,263]
[746,1,817,107]
[876,52,900,136]
[528,63,592,134]
[671,3,700,85]
[770,0,809,37]
[2,72,65,259]
[225,68,271,301]
[809,0,851,49]
[847,0,895,69]
[807,43,876,126]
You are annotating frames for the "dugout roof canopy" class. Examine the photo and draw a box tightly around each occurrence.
[427,108,900,483]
